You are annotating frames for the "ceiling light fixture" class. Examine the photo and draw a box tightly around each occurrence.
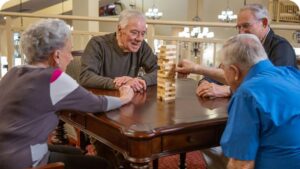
[218,0,237,22]
[193,0,201,21]
[145,0,163,20]
[0,0,9,10]
[178,27,214,57]
[290,0,300,8]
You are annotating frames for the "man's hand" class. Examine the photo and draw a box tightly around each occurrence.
[196,80,231,98]
[114,76,133,88]
[125,78,146,93]
[176,59,198,76]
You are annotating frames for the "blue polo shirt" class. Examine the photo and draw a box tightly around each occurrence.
[221,60,300,169]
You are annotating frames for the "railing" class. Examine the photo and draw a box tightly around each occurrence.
[0,11,300,78]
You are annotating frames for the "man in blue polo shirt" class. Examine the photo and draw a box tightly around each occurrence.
[219,34,300,169]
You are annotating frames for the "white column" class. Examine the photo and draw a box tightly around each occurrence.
[72,0,99,50]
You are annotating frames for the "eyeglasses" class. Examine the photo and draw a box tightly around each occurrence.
[127,30,147,38]
[235,19,262,31]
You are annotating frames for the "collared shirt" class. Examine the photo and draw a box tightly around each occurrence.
[261,27,270,45]
[221,60,300,169]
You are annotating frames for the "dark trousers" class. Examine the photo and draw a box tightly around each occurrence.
[48,144,112,169]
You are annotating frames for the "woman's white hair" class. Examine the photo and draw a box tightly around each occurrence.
[20,19,71,64]
[118,9,146,29]
[221,34,268,69]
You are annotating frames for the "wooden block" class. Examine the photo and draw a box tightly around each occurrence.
[157,95,176,102]
[157,91,176,97]
[157,78,175,84]
[158,59,176,65]
[159,65,175,71]
[157,44,177,102]
[158,73,175,78]
[159,50,177,55]
[159,45,177,50]
[157,85,176,91]
[157,85,175,91]
[158,54,176,60]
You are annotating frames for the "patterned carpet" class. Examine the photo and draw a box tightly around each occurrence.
[158,151,206,169]
[50,124,207,168]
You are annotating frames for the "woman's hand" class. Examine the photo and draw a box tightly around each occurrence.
[119,85,134,105]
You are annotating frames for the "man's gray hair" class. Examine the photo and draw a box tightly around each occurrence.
[118,9,146,29]
[221,34,268,69]
[239,4,269,23]
[20,19,71,64]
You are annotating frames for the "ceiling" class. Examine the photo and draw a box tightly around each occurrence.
[0,0,72,14]
[0,0,121,14]
[0,0,121,24]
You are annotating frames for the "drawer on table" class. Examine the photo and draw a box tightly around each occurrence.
[60,111,86,127]
[162,127,222,151]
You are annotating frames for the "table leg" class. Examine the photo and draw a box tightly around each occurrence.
[152,159,158,169]
[179,153,186,169]
[93,141,126,169]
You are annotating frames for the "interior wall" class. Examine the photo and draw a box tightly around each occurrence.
[73,0,99,50]
[98,0,189,36]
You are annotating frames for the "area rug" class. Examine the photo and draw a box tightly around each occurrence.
[158,151,206,169]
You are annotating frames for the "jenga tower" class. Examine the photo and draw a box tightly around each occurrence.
[157,45,176,102]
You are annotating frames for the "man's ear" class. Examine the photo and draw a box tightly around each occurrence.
[117,25,122,33]
[229,64,240,81]
[261,18,268,28]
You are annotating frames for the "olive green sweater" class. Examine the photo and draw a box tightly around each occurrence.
[80,33,157,89]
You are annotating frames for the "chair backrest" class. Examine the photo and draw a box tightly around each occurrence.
[28,162,65,169]
[66,54,82,82]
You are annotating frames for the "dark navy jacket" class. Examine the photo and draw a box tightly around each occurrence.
[202,28,297,84]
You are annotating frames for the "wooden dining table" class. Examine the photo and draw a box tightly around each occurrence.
[59,78,229,168]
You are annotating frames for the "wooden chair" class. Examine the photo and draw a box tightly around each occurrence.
[28,162,65,169]
[64,52,84,148]
[66,55,82,82]
[50,51,83,147]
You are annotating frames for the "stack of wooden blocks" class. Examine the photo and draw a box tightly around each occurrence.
[157,45,177,102]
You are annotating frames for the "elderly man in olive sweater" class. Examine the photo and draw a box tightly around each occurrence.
[80,9,157,92]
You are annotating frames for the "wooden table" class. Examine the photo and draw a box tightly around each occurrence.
[59,79,228,168]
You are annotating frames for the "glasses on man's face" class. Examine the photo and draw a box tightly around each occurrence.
[128,30,147,38]
[235,19,261,31]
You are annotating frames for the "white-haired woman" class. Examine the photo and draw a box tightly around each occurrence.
[0,19,133,169]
